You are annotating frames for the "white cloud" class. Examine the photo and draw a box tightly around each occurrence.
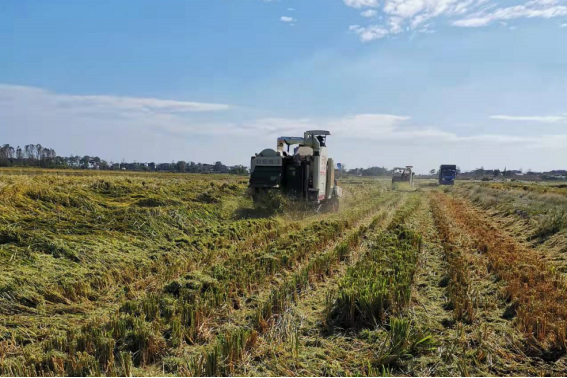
[280,16,296,22]
[561,22,567,26]
[2,83,567,172]
[350,24,390,41]
[0,84,231,114]
[454,1,567,27]
[288,8,295,11]
[361,9,378,17]
[344,0,380,9]
[329,114,411,136]
[346,0,567,41]
[490,115,566,123]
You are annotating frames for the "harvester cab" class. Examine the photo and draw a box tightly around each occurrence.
[392,166,414,188]
[249,130,342,211]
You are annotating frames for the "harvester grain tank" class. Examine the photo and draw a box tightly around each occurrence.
[249,130,342,211]
[392,166,414,188]
[439,165,457,185]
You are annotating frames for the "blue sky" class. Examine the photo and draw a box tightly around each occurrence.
[2,0,567,173]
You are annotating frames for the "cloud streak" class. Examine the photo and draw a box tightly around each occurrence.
[490,115,566,123]
[345,0,567,41]
[1,84,567,171]
[280,16,296,23]
[361,9,378,17]
[454,1,567,27]
[0,84,231,114]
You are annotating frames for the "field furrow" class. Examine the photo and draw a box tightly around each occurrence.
[3,173,567,377]
[230,193,432,376]
[0,177,391,376]
[449,183,567,279]
[406,191,552,376]
[430,191,567,367]
[137,193,405,376]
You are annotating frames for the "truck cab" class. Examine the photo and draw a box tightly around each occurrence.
[439,165,457,185]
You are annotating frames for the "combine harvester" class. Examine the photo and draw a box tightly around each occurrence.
[391,166,414,189]
[249,130,342,212]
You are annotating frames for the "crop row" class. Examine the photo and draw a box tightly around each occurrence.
[253,195,405,330]
[0,192,395,376]
[326,194,422,328]
[429,194,475,323]
[325,194,435,371]
[146,193,403,376]
[175,194,411,376]
[432,192,567,351]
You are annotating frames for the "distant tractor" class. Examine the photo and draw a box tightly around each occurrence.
[392,166,414,188]
[439,164,457,185]
[249,130,342,211]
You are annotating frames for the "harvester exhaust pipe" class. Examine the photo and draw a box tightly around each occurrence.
[310,133,322,200]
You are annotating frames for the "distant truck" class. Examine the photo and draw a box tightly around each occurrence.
[439,165,457,185]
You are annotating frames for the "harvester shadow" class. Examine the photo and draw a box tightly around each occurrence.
[233,206,276,219]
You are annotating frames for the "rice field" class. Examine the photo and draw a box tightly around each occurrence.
[0,170,566,376]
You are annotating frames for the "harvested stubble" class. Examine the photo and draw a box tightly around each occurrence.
[432,191,567,352]
[454,183,567,241]
[111,192,397,376]
[324,194,435,371]
[430,195,476,323]
[327,195,423,329]
[0,171,390,376]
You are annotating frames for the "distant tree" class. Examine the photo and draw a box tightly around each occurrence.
[229,165,248,175]
[213,161,228,173]
[24,144,35,160]
[186,161,197,173]
[80,155,91,169]
[35,144,43,160]
[0,141,255,173]
[473,167,485,177]
[176,160,187,173]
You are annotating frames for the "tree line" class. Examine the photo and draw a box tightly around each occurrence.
[335,165,392,177]
[0,143,248,175]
